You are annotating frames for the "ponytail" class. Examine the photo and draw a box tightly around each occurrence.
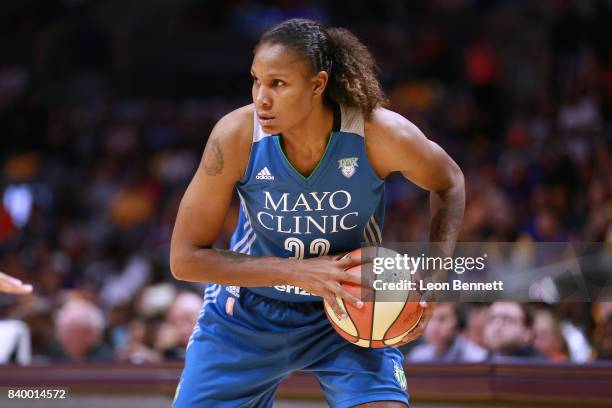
[324,27,387,117]
[257,19,387,117]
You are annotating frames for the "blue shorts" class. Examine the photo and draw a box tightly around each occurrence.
[172,284,409,408]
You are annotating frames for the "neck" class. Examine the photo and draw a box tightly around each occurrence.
[282,100,334,148]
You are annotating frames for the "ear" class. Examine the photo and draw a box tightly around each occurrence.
[312,71,329,97]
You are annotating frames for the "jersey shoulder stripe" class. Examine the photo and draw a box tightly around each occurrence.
[339,104,364,137]
[253,111,273,143]
[251,104,364,145]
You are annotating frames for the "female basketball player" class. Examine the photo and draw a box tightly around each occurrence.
[170,19,464,408]
[0,271,32,295]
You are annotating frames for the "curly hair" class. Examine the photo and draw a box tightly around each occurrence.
[256,19,387,117]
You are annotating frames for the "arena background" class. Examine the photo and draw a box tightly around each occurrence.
[0,0,611,407]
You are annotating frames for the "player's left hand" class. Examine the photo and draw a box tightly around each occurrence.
[396,300,434,346]
[0,271,33,295]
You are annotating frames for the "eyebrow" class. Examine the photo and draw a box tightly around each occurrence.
[250,69,290,79]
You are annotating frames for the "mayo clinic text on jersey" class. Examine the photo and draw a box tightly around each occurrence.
[256,190,359,234]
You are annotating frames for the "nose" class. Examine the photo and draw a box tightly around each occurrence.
[255,85,272,110]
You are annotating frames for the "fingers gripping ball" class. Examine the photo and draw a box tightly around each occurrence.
[324,247,424,348]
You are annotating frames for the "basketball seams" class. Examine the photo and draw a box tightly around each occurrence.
[367,281,377,348]
[383,299,410,339]
[339,294,362,343]
[383,304,424,346]
[324,299,358,342]
[324,247,423,348]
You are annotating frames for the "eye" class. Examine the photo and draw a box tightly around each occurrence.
[271,79,285,87]
[251,75,260,85]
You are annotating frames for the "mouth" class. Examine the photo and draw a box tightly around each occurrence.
[257,114,276,127]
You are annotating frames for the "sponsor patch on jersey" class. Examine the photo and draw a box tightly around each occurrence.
[338,157,358,178]
[273,285,313,296]
[225,297,235,316]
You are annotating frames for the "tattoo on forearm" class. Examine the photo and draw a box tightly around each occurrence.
[426,187,464,286]
[203,138,224,175]
[429,187,465,247]
[215,249,253,263]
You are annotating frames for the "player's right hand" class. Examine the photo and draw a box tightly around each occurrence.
[290,254,369,319]
[0,271,33,295]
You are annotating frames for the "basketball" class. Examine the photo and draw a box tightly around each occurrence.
[324,247,425,348]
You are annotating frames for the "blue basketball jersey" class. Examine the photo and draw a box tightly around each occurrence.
[174,105,410,408]
[229,104,385,302]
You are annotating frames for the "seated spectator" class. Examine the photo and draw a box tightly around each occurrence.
[594,302,612,327]
[484,301,544,360]
[533,308,569,362]
[560,319,593,363]
[47,298,113,362]
[115,319,162,364]
[18,299,55,364]
[155,291,202,360]
[557,303,593,363]
[407,303,487,363]
[0,320,31,365]
[464,303,489,349]
[594,302,612,360]
[0,271,34,365]
[594,317,612,360]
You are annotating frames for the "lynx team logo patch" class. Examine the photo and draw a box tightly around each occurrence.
[338,157,358,178]
[393,360,407,391]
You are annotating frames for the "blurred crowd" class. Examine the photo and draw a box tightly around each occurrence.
[404,301,610,364]
[0,0,610,365]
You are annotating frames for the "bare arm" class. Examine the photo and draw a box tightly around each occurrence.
[366,108,465,253]
[170,106,289,285]
[366,108,465,343]
[170,106,364,317]
[0,271,32,295]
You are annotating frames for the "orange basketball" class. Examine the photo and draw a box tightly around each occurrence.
[324,247,424,348]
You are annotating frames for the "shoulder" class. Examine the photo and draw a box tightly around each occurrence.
[363,107,429,178]
[205,104,254,180]
[364,107,424,144]
[211,104,254,146]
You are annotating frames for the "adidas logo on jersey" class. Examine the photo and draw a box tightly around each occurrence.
[225,285,241,298]
[256,167,275,180]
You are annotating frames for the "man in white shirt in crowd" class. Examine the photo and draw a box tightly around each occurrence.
[0,271,32,365]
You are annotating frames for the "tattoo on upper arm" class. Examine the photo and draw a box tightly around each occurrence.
[203,138,224,175]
